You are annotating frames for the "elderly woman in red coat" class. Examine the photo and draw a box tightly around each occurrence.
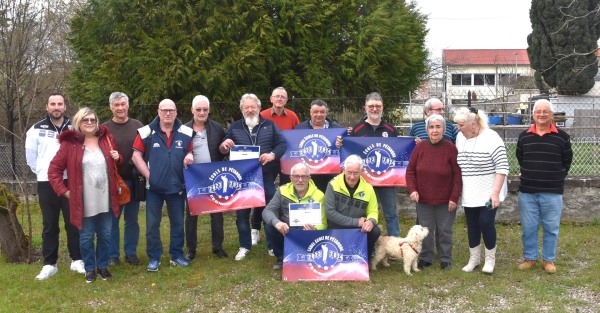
[48,107,122,283]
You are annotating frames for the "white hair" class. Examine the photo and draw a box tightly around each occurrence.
[290,162,311,176]
[343,155,364,171]
[454,107,489,129]
[532,99,554,113]
[425,114,446,134]
[192,95,210,108]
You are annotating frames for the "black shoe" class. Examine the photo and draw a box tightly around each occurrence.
[97,268,112,280]
[108,257,120,267]
[440,262,452,270]
[85,271,96,283]
[417,260,433,270]
[185,250,196,261]
[273,260,283,270]
[124,254,140,265]
[213,249,228,259]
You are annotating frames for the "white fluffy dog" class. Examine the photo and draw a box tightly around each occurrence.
[370,225,429,275]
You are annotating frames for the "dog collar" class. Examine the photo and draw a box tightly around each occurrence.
[399,242,420,256]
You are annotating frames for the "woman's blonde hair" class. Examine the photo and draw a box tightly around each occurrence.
[453,107,489,129]
[71,107,99,134]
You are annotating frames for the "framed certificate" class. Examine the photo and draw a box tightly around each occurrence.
[289,203,322,227]
[230,145,260,160]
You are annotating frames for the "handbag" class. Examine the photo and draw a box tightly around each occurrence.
[132,135,152,201]
[107,139,131,205]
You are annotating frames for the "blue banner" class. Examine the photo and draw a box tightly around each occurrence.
[184,159,265,215]
[282,229,369,282]
[340,137,416,187]
[280,128,347,174]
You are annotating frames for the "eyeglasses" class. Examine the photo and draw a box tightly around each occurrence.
[290,174,309,180]
[81,118,97,124]
[271,95,287,100]
[194,108,209,112]
[367,105,383,109]
[534,110,551,115]
[159,109,176,115]
[345,171,361,177]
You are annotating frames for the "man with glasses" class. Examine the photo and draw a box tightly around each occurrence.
[219,93,286,260]
[335,92,401,237]
[26,93,85,280]
[103,92,144,267]
[132,99,194,271]
[325,154,380,261]
[257,87,300,246]
[410,98,458,144]
[183,95,228,261]
[262,162,327,270]
[516,99,572,274]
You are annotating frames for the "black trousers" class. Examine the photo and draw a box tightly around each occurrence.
[184,200,224,251]
[37,181,81,265]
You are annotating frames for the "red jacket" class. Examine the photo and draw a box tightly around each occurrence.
[48,125,122,229]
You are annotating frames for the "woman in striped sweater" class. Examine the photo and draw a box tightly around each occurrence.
[454,107,509,274]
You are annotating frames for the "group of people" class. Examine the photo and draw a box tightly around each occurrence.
[25,90,572,284]
[406,98,572,275]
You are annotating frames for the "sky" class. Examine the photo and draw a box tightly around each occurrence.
[413,0,533,58]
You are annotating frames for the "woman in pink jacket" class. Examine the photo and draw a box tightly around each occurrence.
[49,107,122,283]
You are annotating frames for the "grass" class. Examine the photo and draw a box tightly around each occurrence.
[2,206,600,312]
[505,142,600,176]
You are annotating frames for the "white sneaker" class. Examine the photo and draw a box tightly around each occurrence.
[70,260,85,274]
[268,249,275,257]
[251,229,260,246]
[36,265,58,280]
[235,248,250,261]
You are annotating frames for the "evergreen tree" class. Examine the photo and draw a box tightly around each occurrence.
[67,0,428,109]
[527,0,600,95]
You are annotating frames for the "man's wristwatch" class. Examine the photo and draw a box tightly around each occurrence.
[368,218,377,225]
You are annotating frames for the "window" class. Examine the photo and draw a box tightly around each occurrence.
[474,74,495,86]
[499,73,520,85]
[452,74,472,86]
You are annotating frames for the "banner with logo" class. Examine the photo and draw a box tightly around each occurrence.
[282,229,369,282]
[280,128,347,175]
[184,159,265,215]
[340,137,416,187]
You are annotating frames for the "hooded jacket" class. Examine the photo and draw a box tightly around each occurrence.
[262,179,327,230]
[48,125,122,229]
[325,173,378,229]
[25,115,71,182]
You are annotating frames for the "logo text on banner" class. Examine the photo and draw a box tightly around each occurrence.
[184,159,265,215]
[340,137,416,187]
[282,229,369,282]
[280,128,347,175]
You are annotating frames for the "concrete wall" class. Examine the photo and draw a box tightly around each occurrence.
[4,176,600,222]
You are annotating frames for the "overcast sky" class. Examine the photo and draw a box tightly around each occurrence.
[414,0,533,58]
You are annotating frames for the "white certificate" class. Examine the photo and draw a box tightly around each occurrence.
[289,203,322,227]
[230,145,260,160]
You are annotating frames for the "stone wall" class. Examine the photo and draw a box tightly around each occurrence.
[4,176,600,222]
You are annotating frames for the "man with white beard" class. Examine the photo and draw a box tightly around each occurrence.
[220,93,287,261]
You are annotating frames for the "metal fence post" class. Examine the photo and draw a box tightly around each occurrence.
[10,108,15,180]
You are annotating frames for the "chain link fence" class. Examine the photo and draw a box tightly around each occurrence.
[2,91,600,181]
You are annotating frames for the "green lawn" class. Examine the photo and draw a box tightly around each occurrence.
[2,205,599,312]
[505,142,600,176]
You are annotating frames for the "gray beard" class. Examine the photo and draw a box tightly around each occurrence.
[245,116,259,128]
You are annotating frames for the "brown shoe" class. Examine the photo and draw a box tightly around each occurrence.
[543,261,556,274]
[518,260,537,270]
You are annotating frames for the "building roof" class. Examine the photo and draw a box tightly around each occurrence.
[443,49,530,66]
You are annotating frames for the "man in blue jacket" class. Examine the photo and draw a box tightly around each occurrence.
[220,93,287,261]
[132,99,194,271]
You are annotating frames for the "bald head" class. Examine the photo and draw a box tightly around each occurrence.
[424,98,444,116]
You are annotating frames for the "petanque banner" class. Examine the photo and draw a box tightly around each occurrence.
[282,229,369,282]
[184,159,265,215]
[340,137,416,187]
[280,128,347,175]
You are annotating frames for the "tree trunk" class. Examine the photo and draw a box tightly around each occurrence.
[0,185,28,263]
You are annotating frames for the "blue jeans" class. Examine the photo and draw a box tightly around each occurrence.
[146,190,186,261]
[518,192,563,261]
[374,187,400,237]
[80,211,112,271]
[250,177,276,250]
[110,180,140,258]
[464,206,497,250]
[236,209,253,250]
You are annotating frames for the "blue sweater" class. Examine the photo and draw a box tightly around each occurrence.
[223,116,286,180]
